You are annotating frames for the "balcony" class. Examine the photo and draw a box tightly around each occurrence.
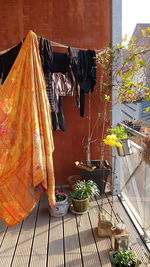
[0,188,149,267]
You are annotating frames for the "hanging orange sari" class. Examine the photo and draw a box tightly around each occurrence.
[0,31,55,226]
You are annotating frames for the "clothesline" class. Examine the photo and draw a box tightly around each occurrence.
[0,32,106,55]
[0,40,24,55]
[50,40,105,54]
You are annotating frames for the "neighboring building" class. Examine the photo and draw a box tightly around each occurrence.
[121,23,150,124]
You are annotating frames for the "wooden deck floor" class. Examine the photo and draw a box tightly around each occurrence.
[0,187,149,267]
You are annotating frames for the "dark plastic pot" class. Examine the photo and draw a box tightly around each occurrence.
[80,160,111,194]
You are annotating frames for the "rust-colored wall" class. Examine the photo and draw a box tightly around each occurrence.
[0,0,112,185]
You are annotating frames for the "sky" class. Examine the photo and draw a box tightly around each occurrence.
[122,0,150,39]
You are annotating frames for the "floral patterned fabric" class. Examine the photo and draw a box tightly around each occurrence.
[0,31,55,226]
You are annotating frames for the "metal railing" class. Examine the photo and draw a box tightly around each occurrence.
[117,123,150,250]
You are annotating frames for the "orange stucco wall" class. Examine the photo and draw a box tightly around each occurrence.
[0,0,112,185]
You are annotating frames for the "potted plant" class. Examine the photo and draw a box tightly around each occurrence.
[70,180,99,213]
[49,189,69,217]
[75,32,150,193]
[110,249,141,267]
[104,125,133,157]
[75,160,111,194]
[122,120,141,135]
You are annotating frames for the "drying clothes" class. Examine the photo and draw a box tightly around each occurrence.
[45,71,75,113]
[51,97,66,131]
[45,70,75,131]
[51,71,75,131]
[39,38,69,131]
[0,55,2,79]
[45,72,57,113]
[44,72,66,131]
[78,50,96,93]
[39,38,70,74]
[51,52,70,74]
[69,48,96,117]
[39,37,52,73]
[69,47,79,80]
[0,42,22,83]
[0,31,55,227]
[52,71,75,97]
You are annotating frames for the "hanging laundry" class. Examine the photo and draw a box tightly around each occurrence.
[39,38,70,131]
[0,31,55,226]
[69,48,96,117]
[0,55,2,79]
[39,37,52,73]
[51,52,70,74]
[0,42,22,84]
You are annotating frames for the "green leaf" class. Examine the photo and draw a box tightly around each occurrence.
[144,107,150,113]
[124,57,131,63]
[139,58,147,68]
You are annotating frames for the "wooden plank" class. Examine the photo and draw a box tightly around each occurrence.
[0,217,7,234]
[47,213,64,266]
[0,218,8,247]
[63,212,83,267]
[76,208,101,267]
[28,195,49,267]
[11,204,39,267]
[89,196,112,267]
[0,221,22,266]
[63,186,83,267]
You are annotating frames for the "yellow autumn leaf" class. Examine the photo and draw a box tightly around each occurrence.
[104,94,110,101]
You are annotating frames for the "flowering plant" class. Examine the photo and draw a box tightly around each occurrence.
[55,190,67,202]
[103,125,127,147]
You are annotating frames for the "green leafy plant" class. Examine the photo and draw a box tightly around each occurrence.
[109,125,127,139]
[113,249,141,266]
[70,180,99,200]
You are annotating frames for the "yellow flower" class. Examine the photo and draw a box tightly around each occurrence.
[105,134,118,140]
[103,134,122,147]
[115,141,122,147]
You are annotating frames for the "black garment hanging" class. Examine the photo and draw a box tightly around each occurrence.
[0,42,22,84]
[51,52,70,74]
[39,38,69,131]
[0,55,2,79]
[39,37,52,73]
[69,48,96,117]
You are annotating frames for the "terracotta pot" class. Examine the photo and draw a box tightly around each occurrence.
[72,198,90,212]
[67,175,81,190]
